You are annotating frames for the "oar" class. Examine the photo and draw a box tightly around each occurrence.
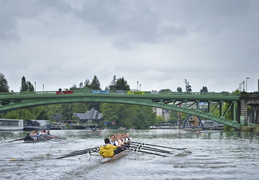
[56,147,100,159]
[8,138,24,142]
[129,148,167,157]
[132,142,186,150]
[124,144,172,154]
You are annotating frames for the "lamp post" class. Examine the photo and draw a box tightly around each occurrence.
[43,84,44,92]
[140,84,141,91]
[246,77,249,92]
[137,81,139,91]
[34,82,36,92]
[242,81,245,92]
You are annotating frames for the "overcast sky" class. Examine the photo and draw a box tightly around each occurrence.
[1,0,258,93]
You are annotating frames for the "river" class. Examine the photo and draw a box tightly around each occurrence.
[0,129,258,180]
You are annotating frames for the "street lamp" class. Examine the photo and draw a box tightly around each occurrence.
[140,84,141,91]
[137,81,139,91]
[34,82,36,92]
[246,77,249,92]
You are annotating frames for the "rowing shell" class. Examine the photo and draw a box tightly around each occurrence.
[24,136,56,143]
[101,150,130,163]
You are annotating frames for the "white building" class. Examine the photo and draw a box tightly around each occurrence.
[153,108,170,121]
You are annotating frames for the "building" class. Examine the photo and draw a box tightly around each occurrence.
[0,119,23,131]
[201,120,224,130]
[182,115,203,130]
[74,108,102,128]
[23,120,51,130]
[153,108,170,121]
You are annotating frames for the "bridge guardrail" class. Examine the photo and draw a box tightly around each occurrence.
[0,90,240,96]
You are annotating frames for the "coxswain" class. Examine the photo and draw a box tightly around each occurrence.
[99,138,117,158]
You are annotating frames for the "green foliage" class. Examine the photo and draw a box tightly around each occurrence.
[107,75,130,90]
[90,75,101,90]
[185,79,192,92]
[159,89,172,94]
[177,87,182,92]
[114,77,130,90]
[108,75,117,90]
[169,110,178,122]
[20,76,34,92]
[84,79,91,88]
[0,73,9,92]
[200,86,208,93]
[100,103,156,129]
[156,116,165,123]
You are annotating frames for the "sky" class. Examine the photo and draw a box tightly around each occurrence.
[1,0,259,93]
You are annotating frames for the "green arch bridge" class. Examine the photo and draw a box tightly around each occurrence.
[0,90,242,129]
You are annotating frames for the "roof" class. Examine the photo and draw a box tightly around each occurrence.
[75,108,102,122]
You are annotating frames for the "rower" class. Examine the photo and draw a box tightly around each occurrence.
[110,134,125,153]
[124,133,132,145]
[24,133,34,141]
[99,138,117,158]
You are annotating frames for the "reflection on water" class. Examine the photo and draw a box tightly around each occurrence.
[0,129,259,180]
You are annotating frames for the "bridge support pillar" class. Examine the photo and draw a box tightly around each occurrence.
[240,99,248,125]
[249,106,259,124]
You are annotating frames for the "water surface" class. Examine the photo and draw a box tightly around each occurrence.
[0,129,258,180]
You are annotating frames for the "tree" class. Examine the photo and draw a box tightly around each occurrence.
[108,75,117,90]
[0,73,9,92]
[70,84,78,90]
[90,75,101,90]
[21,76,28,92]
[20,76,34,92]
[84,79,91,88]
[177,87,182,92]
[159,89,172,94]
[107,75,130,91]
[200,86,208,93]
[100,103,156,129]
[185,79,192,92]
[115,77,130,90]
[27,81,34,91]
[79,82,84,89]
[169,110,179,122]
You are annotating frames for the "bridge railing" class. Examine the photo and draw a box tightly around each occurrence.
[0,90,240,96]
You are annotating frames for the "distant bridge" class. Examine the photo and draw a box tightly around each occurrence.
[0,89,245,129]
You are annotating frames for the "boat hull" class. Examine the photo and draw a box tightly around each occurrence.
[101,150,130,163]
[24,136,56,143]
